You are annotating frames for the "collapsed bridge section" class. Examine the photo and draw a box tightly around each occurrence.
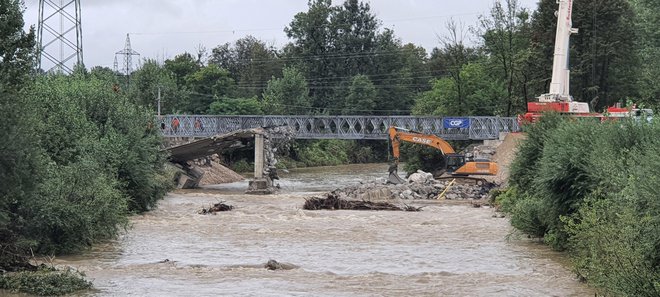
[166,128,262,189]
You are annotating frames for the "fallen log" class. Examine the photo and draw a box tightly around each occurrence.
[199,201,234,214]
[303,194,421,211]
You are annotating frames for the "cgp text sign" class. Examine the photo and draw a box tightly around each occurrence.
[443,117,470,129]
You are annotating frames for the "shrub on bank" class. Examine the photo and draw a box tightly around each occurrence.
[501,115,660,296]
[230,159,253,173]
[0,266,92,296]
[296,139,351,167]
[1,73,172,294]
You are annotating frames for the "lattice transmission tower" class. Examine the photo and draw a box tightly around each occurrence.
[37,0,83,74]
[115,34,140,86]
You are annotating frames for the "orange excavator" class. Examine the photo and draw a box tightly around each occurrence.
[387,126,498,184]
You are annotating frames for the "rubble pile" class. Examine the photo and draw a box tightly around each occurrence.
[191,154,245,185]
[330,170,497,201]
[261,126,295,181]
[472,143,497,160]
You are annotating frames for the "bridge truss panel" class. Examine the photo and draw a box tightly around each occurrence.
[158,115,520,140]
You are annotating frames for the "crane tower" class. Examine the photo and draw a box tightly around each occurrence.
[534,0,589,113]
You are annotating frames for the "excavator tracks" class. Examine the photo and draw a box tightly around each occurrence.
[435,175,493,186]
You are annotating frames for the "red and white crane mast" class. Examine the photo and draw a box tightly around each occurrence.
[521,0,653,123]
[524,0,591,122]
[542,0,578,101]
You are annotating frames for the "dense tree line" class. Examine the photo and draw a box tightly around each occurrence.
[123,0,658,119]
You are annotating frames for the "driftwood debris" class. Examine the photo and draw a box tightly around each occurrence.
[303,194,422,211]
[199,201,234,214]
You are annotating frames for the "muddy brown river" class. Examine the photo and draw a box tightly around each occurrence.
[29,164,594,296]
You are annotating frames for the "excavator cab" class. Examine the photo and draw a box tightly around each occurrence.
[445,154,466,174]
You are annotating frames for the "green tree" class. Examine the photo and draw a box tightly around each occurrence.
[370,32,426,114]
[89,66,119,84]
[208,97,263,115]
[0,0,39,270]
[285,0,334,110]
[210,36,283,99]
[285,0,427,114]
[164,53,200,87]
[344,74,376,114]
[128,59,180,113]
[432,20,481,115]
[0,0,35,87]
[412,62,505,116]
[184,64,236,113]
[476,0,532,116]
[22,74,171,252]
[262,67,311,115]
[630,0,660,105]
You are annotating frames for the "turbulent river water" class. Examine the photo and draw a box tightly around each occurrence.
[27,164,593,296]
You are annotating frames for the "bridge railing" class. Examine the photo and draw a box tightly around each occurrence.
[157,115,520,140]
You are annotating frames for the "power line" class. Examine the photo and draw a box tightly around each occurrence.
[128,11,483,37]
[186,91,511,114]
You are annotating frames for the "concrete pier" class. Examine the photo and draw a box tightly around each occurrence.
[247,133,275,194]
[254,134,264,179]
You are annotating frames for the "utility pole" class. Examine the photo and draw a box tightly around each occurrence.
[37,0,83,73]
[157,87,162,117]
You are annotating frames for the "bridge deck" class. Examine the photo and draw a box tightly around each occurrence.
[159,115,520,141]
[166,128,261,163]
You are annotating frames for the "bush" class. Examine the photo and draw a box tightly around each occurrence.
[503,114,660,296]
[508,194,550,239]
[509,112,564,191]
[230,159,253,173]
[0,266,92,296]
[297,140,350,167]
[28,75,172,213]
[565,195,660,297]
[1,73,173,268]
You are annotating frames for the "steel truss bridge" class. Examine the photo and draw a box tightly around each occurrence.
[159,115,520,140]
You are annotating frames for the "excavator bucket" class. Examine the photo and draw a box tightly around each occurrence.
[388,172,406,184]
[387,163,406,184]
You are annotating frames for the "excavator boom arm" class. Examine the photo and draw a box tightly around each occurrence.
[388,126,455,161]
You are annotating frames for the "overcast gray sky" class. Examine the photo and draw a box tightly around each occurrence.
[23,0,539,70]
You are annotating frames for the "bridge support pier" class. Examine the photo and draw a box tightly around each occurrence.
[247,133,275,194]
[254,134,264,179]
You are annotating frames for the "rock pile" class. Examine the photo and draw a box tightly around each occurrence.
[330,170,497,201]
[472,143,497,160]
[261,126,295,181]
[190,154,245,185]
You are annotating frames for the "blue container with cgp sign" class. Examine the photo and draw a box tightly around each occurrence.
[443,117,470,128]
